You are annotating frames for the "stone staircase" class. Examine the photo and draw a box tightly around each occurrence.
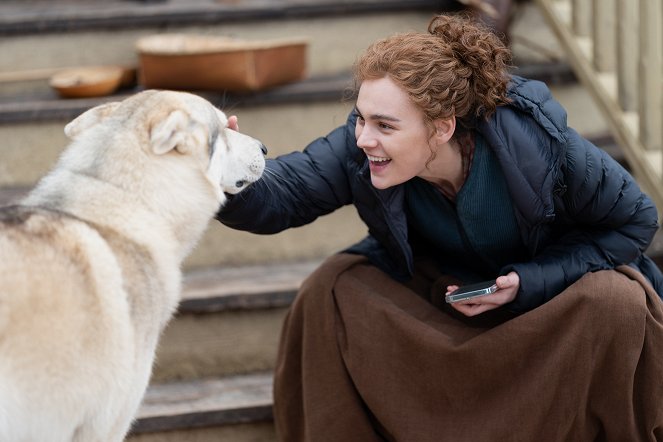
[128,259,320,441]
[1,1,659,440]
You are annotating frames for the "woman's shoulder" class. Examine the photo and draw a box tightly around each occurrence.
[501,75,568,144]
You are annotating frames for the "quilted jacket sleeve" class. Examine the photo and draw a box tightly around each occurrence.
[505,127,660,312]
[216,121,356,234]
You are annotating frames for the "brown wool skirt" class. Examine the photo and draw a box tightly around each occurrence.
[273,253,663,442]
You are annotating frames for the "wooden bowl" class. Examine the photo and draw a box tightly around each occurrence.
[136,34,308,92]
[50,66,125,98]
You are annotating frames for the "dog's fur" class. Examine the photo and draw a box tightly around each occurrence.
[0,90,265,441]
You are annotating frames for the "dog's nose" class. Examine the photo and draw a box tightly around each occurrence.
[260,144,268,155]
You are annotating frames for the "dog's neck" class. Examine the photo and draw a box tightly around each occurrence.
[22,168,211,267]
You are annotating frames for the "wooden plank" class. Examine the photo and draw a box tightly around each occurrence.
[0,67,66,83]
[180,260,320,312]
[616,0,638,112]
[572,0,591,36]
[132,372,273,434]
[0,73,355,124]
[638,0,663,152]
[592,0,615,73]
[0,92,133,124]
[182,261,318,300]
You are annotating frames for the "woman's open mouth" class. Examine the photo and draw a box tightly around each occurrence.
[367,154,391,166]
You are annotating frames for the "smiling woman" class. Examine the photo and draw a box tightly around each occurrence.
[217,12,663,442]
[354,77,444,191]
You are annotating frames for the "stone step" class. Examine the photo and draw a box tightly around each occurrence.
[0,71,356,124]
[152,259,320,382]
[130,259,317,440]
[128,371,276,442]
[179,259,319,312]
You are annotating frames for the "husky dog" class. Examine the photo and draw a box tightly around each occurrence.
[0,90,265,441]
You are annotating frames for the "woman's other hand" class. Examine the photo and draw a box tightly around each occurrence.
[228,115,239,131]
[446,271,519,316]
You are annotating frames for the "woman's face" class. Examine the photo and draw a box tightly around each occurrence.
[355,76,434,189]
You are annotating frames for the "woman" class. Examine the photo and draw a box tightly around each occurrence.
[218,13,663,441]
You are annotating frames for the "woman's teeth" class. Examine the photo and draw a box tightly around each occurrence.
[367,154,391,163]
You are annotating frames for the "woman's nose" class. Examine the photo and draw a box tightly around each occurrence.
[356,127,377,149]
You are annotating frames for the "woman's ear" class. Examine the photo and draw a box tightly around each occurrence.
[433,117,456,145]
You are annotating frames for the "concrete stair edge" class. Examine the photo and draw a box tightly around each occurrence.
[131,371,273,435]
[180,259,320,312]
[0,72,355,125]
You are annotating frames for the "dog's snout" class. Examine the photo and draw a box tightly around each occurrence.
[260,144,268,156]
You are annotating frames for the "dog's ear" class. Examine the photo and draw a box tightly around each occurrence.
[150,109,192,155]
[64,102,121,139]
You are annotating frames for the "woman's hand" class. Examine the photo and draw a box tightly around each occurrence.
[446,271,520,316]
[228,115,239,131]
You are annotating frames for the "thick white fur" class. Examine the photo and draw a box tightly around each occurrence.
[0,90,265,441]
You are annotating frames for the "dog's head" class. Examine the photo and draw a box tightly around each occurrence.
[64,90,266,208]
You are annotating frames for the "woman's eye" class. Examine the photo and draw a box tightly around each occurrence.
[378,122,393,130]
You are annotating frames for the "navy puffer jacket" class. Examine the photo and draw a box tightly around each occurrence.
[217,76,663,312]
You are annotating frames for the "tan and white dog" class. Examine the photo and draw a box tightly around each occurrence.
[0,90,265,441]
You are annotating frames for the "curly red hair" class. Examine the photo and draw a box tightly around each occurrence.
[353,13,512,130]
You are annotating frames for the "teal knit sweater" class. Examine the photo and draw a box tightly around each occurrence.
[405,134,528,283]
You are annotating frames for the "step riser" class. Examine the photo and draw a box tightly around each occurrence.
[0,122,66,188]
[1,12,433,95]
[186,206,364,269]
[153,307,287,383]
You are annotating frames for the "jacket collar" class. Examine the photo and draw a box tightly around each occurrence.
[476,76,567,228]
